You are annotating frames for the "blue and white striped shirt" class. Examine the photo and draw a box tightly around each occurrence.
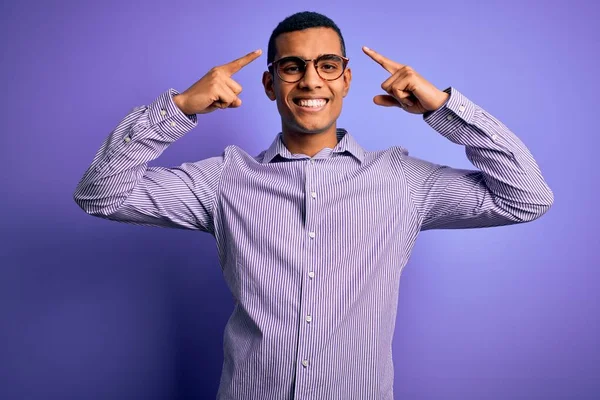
[74,86,553,400]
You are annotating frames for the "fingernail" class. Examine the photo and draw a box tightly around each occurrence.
[405,101,413,107]
[363,46,370,51]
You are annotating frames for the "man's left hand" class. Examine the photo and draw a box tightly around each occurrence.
[363,46,450,115]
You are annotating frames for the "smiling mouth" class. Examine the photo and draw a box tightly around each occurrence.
[293,98,329,109]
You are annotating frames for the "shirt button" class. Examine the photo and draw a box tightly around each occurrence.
[160,109,167,116]
[310,159,315,164]
[458,105,466,112]
[170,121,176,127]
[491,134,498,141]
[308,271,315,279]
[308,231,315,239]
[305,315,312,323]
[446,114,454,121]
[311,191,317,199]
[302,359,309,367]
[123,136,131,143]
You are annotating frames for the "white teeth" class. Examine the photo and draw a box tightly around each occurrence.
[298,99,326,108]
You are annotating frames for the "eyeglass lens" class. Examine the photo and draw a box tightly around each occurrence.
[276,55,345,82]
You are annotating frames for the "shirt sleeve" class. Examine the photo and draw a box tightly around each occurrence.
[73,88,225,234]
[395,87,554,231]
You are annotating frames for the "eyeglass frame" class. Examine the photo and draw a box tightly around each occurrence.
[267,54,350,83]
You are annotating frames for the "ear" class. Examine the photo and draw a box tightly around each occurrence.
[262,71,277,101]
[342,67,352,98]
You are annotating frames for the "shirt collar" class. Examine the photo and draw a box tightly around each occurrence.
[261,128,365,164]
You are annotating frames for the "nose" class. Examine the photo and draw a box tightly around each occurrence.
[298,61,323,89]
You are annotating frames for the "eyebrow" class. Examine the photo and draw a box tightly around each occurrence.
[277,53,342,60]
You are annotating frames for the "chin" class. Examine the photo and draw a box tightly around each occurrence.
[293,126,329,136]
[288,119,333,135]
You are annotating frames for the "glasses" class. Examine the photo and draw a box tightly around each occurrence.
[268,54,349,83]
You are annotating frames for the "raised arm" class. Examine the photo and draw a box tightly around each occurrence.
[73,49,263,233]
[397,87,553,230]
[73,88,224,232]
[363,46,553,231]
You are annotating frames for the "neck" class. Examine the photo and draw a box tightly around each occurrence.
[281,127,339,158]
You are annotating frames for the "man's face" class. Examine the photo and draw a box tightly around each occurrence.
[262,27,351,136]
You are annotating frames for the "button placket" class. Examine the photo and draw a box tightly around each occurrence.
[298,156,318,385]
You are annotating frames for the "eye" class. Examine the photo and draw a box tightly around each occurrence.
[283,65,302,74]
[316,55,343,72]
[278,58,304,75]
[320,63,339,71]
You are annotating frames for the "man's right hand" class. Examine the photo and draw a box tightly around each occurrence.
[173,49,262,115]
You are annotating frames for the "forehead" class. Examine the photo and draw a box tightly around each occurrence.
[275,27,343,58]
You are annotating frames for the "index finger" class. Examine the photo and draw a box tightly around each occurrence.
[362,46,404,74]
[222,49,262,75]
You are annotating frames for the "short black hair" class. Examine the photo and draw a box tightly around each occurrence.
[267,11,346,67]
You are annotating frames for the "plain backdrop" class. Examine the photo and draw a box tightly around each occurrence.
[1,0,598,399]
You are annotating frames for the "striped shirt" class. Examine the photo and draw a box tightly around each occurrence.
[74,87,553,399]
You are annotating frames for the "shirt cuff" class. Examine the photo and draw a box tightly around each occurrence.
[423,87,476,137]
[147,88,198,141]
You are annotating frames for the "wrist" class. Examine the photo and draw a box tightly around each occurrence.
[434,92,450,111]
[173,94,188,114]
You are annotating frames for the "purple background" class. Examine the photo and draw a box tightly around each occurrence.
[1,0,598,399]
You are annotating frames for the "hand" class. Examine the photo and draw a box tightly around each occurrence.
[174,49,262,115]
[362,46,449,115]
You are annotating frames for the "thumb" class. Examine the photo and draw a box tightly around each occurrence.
[373,94,401,108]
[228,97,242,108]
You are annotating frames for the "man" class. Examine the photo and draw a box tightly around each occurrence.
[74,10,553,400]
